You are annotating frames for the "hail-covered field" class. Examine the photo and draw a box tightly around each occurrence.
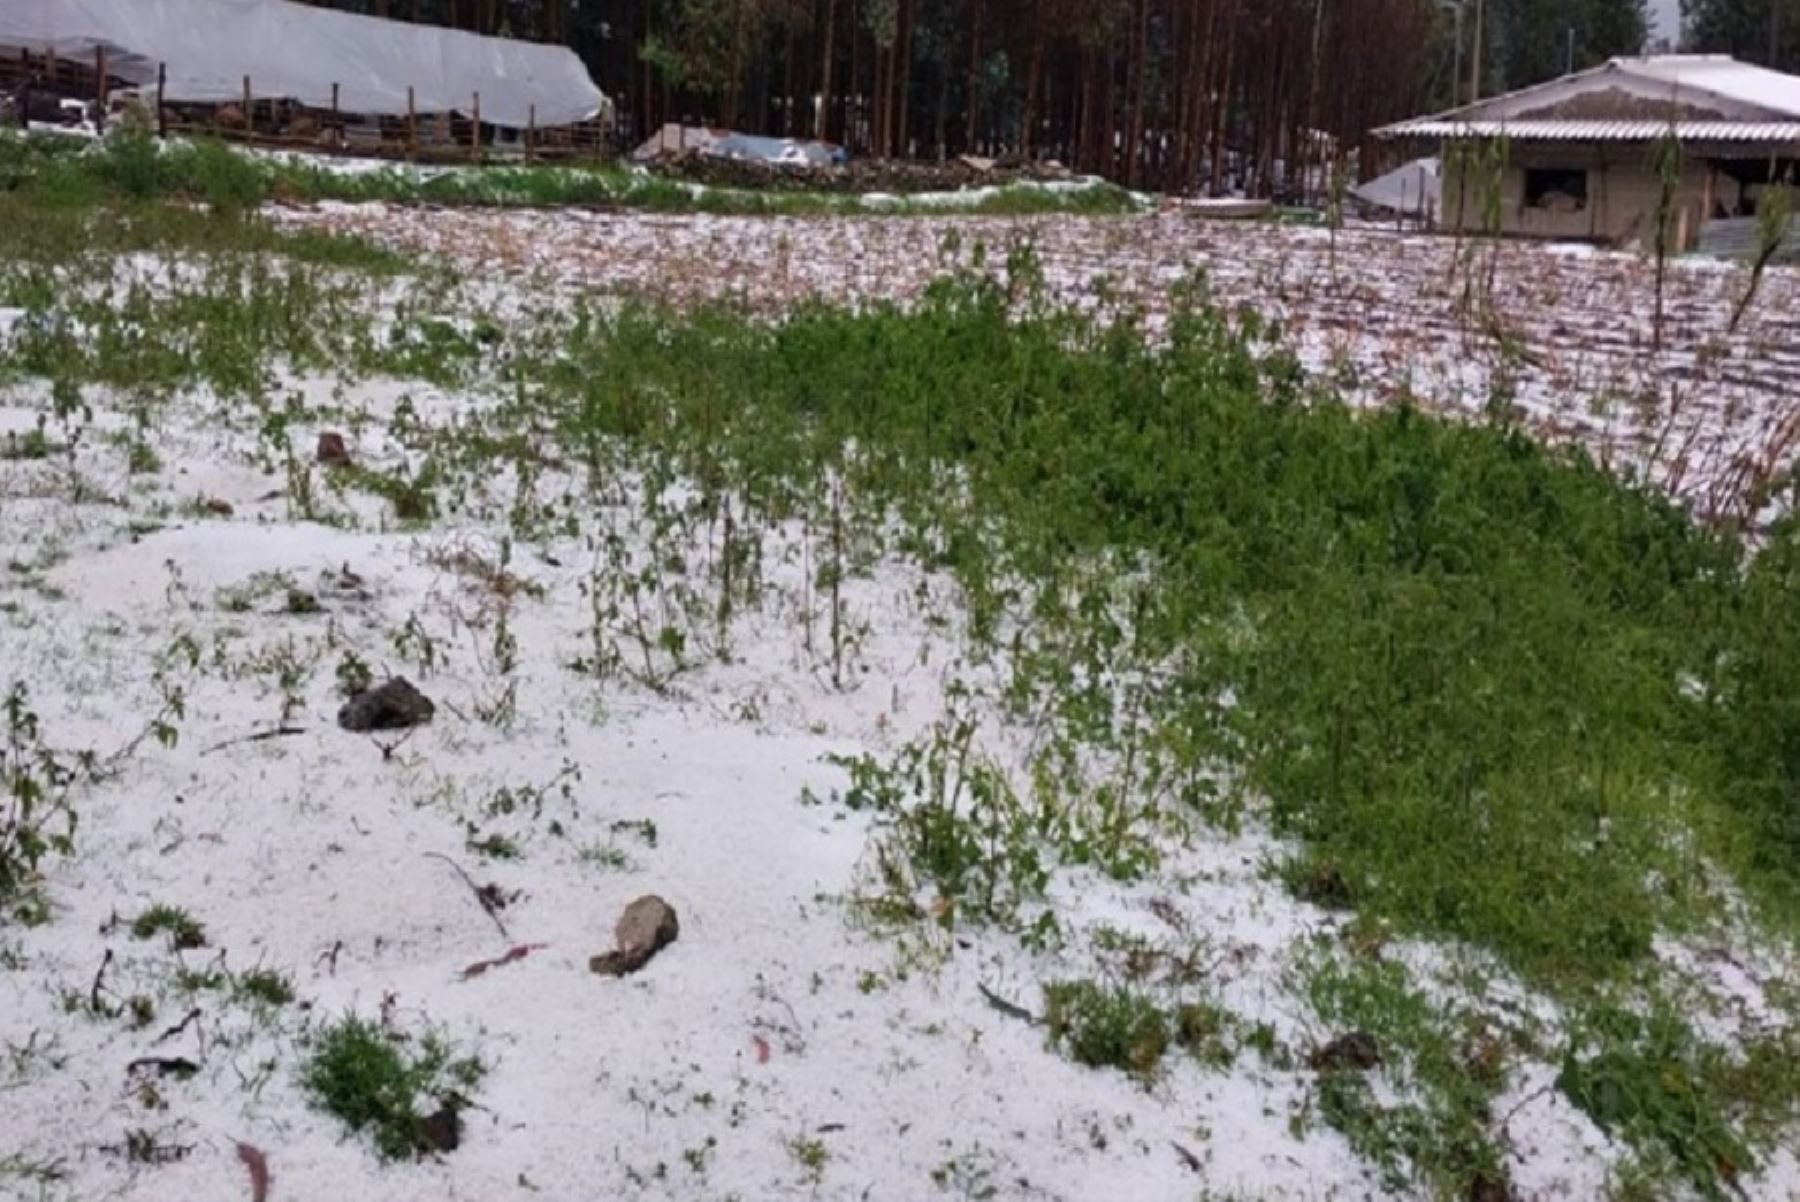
[3,182,1798,1202]
[273,201,1800,524]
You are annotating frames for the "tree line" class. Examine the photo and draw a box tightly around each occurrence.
[290,0,1786,194]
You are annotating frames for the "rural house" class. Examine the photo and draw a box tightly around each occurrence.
[0,0,610,157]
[1376,55,1800,250]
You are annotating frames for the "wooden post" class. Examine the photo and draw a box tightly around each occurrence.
[95,45,108,131]
[157,62,166,137]
[19,47,30,130]
[407,85,416,160]
[242,73,252,136]
[471,91,480,161]
[526,103,535,163]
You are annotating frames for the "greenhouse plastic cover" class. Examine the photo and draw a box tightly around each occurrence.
[1353,156,1440,215]
[0,0,608,127]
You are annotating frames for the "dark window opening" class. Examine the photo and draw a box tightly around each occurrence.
[1524,167,1588,212]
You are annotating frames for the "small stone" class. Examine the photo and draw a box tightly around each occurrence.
[315,432,351,466]
[589,895,679,977]
[417,1106,460,1153]
[1309,1031,1381,1072]
[201,497,234,517]
[336,677,435,732]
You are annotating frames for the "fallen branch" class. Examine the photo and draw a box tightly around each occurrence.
[315,939,344,976]
[154,1006,203,1046]
[89,948,114,1014]
[200,726,306,757]
[977,983,1040,1026]
[424,852,510,940]
[125,1056,199,1078]
[459,943,546,980]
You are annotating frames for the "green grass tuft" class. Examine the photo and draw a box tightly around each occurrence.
[301,1015,483,1161]
[1043,979,1170,1080]
[128,904,206,950]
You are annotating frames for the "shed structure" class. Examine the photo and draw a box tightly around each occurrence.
[1376,55,1800,249]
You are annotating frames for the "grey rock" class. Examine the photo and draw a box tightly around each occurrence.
[417,1106,460,1153]
[337,677,435,733]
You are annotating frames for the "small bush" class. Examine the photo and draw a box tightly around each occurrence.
[1,683,82,907]
[92,130,169,200]
[1042,980,1169,1080]
[302,1016,483,1161]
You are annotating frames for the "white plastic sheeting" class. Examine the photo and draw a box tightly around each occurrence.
[1353,157,1440,216]
[0,0,608,128]
[631,124,847,168]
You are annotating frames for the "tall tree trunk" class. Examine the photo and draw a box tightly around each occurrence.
[1126,0,1148,186]
[1022,21,1045,157]
[895,0,915,156]
[876,38,890,155]
[1210,0,1237,196]
[965,0,983,151]
[819,0,838,140]
[935,44,951,157]
[642,0,656,136]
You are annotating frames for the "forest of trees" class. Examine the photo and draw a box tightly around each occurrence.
[1683,0,1800,72]
[287,0,1787,194]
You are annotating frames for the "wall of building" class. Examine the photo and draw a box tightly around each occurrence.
[1441,143,1741,248]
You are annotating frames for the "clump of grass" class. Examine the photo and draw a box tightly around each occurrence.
[301,1016,483,1161]
[340,461,440,523]
[129,904,206,950]
[788,1135,829,1184]
[1042,980,1169,1080]
[1173,999,1237,1068]
[234,967,295,1008]
[466,832,519,860]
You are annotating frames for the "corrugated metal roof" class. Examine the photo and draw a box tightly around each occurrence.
[1621,56,1800,119]
[1380,119,1800,142]
[1375,55,1800,139]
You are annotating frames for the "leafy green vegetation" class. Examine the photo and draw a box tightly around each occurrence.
[1305,955,1510,1198]
[128,904,206,950]
[525,268,1796,978]
[1042,980,1170,1080]
[234,967,296,1008]
[2,683,83,908]
[301,1015,484,1161]
[1558,999,1799,1200]
[3,178,1798,1197]
[0,129,1142,219]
